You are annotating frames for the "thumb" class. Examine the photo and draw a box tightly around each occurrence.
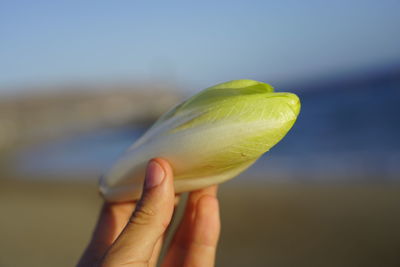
[102,158,175,266]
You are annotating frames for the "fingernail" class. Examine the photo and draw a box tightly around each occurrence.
[145,160,165,189]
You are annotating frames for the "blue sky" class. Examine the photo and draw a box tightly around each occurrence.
[1,0,400,92]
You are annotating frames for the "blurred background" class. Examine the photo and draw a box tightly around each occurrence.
[1,1,400,266]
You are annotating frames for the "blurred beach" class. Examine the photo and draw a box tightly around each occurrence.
[0,68,399,266]
[1,178,399,267]
[0,71,400,267]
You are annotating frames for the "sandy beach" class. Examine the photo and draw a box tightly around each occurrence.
[1,177,399,267]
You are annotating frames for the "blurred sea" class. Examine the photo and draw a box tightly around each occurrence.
[13,69,400,182]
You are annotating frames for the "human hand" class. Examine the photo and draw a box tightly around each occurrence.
[78,158,220,267]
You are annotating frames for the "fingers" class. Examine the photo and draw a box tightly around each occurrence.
[101,158,175,267]
[183,194,220,266]
[77,200,136,267]
[163,185,220,267]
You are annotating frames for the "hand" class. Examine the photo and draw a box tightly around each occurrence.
[78,158,220,267]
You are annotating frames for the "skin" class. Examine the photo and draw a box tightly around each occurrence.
[78,158,220,267]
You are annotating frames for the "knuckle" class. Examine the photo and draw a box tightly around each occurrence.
[130,205,157,226]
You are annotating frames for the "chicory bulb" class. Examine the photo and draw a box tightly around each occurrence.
[100,80,300,202]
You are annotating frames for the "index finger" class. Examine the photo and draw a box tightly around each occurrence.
[78,201,136,266]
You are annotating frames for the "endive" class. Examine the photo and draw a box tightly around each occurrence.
[100,80,300,202]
